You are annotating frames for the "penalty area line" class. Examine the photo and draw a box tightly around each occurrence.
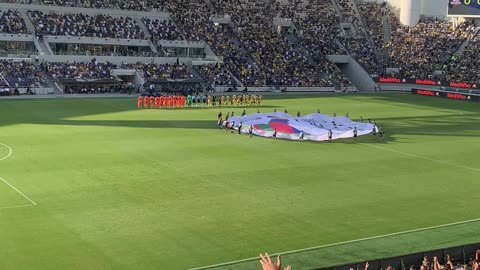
[188,217,480,270]
[0,142,13,161]
[0,143,37,208]
[0,176,37,206]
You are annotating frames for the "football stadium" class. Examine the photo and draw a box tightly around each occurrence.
[0,0,480,269]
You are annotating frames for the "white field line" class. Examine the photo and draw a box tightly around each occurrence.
[0,204,35,210]
[189,145,480,270]
[364,144,480,173]
[0,142,13,161]
[0,176,37,206]
[0,143,37,208]
[188,217,480,270]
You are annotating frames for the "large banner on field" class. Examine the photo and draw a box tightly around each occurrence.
[224,112,378,142]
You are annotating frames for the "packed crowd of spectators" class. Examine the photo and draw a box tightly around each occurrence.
[29,11,145,39]
[358,3,385,52]
[44,60,192,80]
[0,60,41,87]
[6,0,480,88]
[63,81,139,94]
[44,59,116,79]
[0,10,30,34]
[39,0,165,11]
[133,62,192,80]
[164,0,263,86]
[389,20,475,79]
[194,63,236,87]
[443,28,480,83]
[207,0,337,86]
[142,18,183,43]
[336,0,379,75]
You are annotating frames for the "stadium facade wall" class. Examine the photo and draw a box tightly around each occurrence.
[400,0,421,26]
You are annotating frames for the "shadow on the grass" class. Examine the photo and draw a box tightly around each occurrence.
[1,95,480,144]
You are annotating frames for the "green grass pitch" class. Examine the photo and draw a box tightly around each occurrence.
[0,94,480,270]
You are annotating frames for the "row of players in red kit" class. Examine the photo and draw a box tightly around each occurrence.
[137,95,186,109]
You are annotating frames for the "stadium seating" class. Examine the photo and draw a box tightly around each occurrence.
[0,60,41,87]
[193,63,236,87]
[134,62,192,79]
[443,30,480,84]
[45,60,117,79]
[0,10,30,34]
[142,18,183,43]
[29,11,146,39]
[0,0,478,93]
[389,20,475,79]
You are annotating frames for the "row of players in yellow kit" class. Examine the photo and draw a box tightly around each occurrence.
[206,94,262,107]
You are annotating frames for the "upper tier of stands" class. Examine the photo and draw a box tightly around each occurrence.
[29,10,146,39]
[0,0,478,89]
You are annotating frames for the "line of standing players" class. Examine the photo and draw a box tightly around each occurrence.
[138,95,187,109]
[137,94,263,109]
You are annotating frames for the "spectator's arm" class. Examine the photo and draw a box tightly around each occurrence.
[446,255,454,270]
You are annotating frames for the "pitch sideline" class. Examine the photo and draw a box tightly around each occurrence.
[188,216,480,270]
[0,143,37,209]
[188,145,480,270]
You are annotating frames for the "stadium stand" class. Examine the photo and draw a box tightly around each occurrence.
[0,0,477,95]
[0,60,41,87]
[28,11,146,39]
[443,29,480,84]
[142,18,183,43]
[389,20,475,79]
[44,60,117,79]
[0,9,30,34]
[193,63,236,87]
[134,62,192,79]
[39,0,165,11]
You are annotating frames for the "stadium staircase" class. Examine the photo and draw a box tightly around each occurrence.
[135,16,160,54]
[330,0,345,22]
[19,10,36,34]
[136,18,158,54]
[453,26,480,58]
[136,17,152,41]
[382,10,393,66]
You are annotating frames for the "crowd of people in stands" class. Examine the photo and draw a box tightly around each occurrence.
[133,62,192,80]
[389,20,476,79]
[43,59,193,80]
[442,28,480,84]
[38,0,165,11]
[0,60,41,87]
[194,63,236,87]
[0,10,30,34]
[336,0,380,75]
[142,18,183,43]
[44,59,116,79]
[29,11,146,39]
[1,0,480,91]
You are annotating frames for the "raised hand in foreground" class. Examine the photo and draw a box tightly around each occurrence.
[259,253,291,270]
